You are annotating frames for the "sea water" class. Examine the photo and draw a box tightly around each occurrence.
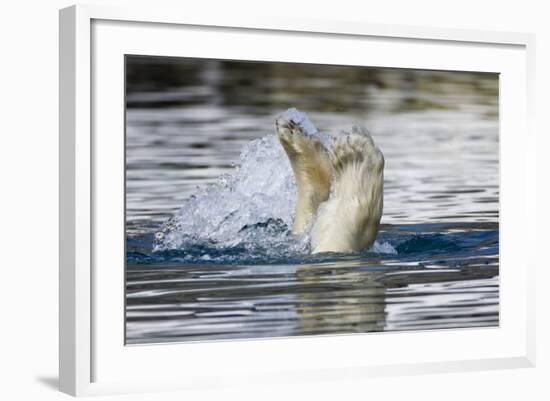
[125,60,498,344]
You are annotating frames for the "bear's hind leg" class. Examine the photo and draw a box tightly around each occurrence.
[276,117,332,234]
[311,126,384,253]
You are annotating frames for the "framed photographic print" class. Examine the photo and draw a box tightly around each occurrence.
[59,4,536,397]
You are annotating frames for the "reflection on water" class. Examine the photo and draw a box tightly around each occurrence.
[126,223,498,343]
[125,56,499,344]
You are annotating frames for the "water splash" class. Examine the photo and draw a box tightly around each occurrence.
[372,241,398,255]
[153,108,396,262]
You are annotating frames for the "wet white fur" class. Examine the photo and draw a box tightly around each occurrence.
[276,118,384,254]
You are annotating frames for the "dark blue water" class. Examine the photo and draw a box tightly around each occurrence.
[128,222,497,267]
[125,57,499,344]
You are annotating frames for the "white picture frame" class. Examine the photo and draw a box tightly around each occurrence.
[59,3,536,397]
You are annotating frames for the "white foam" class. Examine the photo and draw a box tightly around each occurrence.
[372,241,398,254]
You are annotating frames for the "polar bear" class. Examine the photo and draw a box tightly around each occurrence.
[276,116,384,254]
